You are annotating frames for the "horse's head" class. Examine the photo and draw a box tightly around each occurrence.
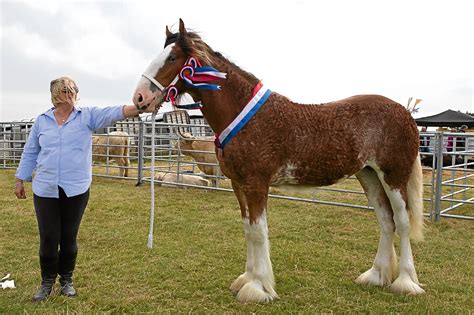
[133,19,223,111]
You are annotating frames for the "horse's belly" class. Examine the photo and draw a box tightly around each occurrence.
[269,162,352,187]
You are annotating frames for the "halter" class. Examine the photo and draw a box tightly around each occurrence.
[141,56,226,109]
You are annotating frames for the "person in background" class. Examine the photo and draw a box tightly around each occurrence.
[14,76,156,302]
[419,126,430,152]
[446,128,456,152]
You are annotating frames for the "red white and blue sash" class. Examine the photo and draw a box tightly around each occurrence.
[215,82,271,149]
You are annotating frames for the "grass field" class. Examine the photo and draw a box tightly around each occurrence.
[1,168,473,313]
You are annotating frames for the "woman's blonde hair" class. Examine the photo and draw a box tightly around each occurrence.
[50,76,79,106]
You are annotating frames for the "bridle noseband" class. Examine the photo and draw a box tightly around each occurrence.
[141,73,168,92]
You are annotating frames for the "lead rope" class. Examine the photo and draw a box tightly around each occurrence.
[147,100,159,249]
[142,56,226,250]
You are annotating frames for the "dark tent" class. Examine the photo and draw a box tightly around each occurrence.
[415,109,474,128]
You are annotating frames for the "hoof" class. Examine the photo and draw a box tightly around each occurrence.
[236,280,278,303]
[356,266,393,287]
[230,272,252,295]
[390,275,426,295]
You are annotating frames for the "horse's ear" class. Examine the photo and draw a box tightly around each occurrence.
[166,25,172,38]
[178,18,187,37]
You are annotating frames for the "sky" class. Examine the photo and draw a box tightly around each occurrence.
[1,0,472,122]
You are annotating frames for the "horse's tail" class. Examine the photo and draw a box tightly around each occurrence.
[406,154,425,241]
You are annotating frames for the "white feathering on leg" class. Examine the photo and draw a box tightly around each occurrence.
[234,211,278,303]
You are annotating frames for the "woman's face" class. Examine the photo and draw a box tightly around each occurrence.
[51,78,78,107]
[60,85,77,105]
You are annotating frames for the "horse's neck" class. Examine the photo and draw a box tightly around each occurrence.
[188,62,258,134]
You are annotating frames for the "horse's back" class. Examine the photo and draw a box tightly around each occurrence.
[283,94,417,147]
[320,94,411,123]
[334,94,396,105]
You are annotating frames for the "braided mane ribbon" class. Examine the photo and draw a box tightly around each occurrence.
[165,57,227,105]
[180,57,227,90]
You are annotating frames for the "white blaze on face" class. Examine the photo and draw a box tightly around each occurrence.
[133,43,175,106]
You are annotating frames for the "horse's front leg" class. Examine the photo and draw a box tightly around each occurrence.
[229,181,254,295]
[231,181,278,303]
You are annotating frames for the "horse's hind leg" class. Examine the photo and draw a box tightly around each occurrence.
[117,159,128,177]
[230,180,277,303]
[355,168,398,287]
[123,158,130,177]
[375,171,425,295]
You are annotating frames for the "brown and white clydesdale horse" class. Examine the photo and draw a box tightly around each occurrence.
[133,19,425,303]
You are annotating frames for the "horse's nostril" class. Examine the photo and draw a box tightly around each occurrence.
[138,94,143,103]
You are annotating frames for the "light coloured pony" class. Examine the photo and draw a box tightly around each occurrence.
[133,19,425,303]
[174,132,220,186]
[92,131,130,177]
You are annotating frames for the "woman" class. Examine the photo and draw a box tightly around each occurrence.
[14,76,155,301]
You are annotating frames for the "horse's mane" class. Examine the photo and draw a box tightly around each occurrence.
[166,31,260,83]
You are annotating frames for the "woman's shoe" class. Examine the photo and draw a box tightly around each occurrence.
[60,281,76,297]
[32,282,54,301]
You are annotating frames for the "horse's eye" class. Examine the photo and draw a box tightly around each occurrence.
[167,55,176,62]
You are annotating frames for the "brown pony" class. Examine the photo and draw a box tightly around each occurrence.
[133,19,425,303]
